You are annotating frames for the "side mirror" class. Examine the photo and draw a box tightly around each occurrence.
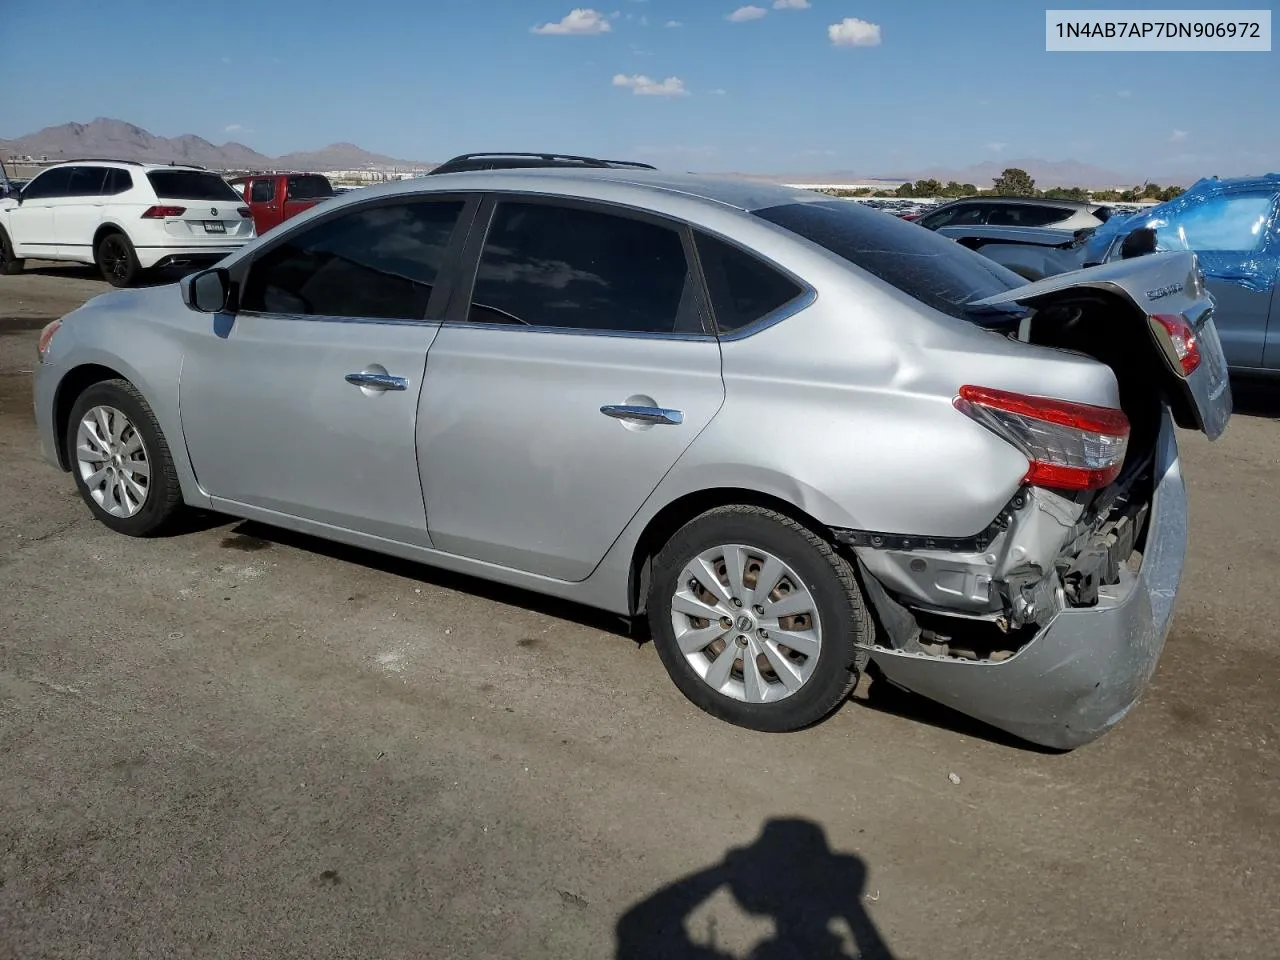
[182,267,231,313]
[1120,227,1158,259]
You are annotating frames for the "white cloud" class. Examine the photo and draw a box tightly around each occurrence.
[828,17,882,46]
[1117,89,1132,97]
[1170,129,1188,142]
[985,141,1007,152]
[727,5,767,22]
[224,123,247,133]
[532,8,612,34]
[773,0,810,8]
[665,19,682,27]
[639,14,648,25]
[613,73,689,96]
[711,88,727,95]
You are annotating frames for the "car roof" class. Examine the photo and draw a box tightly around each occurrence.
[348,168,824,213]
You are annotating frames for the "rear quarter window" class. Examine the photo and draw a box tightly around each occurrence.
[694,231,804,333]
[754,200,1025,320]
[146,171,243,203]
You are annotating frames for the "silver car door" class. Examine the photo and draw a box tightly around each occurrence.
[417,196,724,582]
[179,195,475,545]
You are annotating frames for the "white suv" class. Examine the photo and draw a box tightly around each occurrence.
[0,160,257,287]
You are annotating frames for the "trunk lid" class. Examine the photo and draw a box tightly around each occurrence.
[145,169,255,240]
[968,251,1231,440]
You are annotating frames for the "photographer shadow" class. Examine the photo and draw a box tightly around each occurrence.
[615,818,897,960]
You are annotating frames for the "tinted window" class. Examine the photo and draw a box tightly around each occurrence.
[21,168,72,200]
[242,200,464,319]
[64,166,108,197]
[146,171,243,202]
[695,232,803,333]
[1152,191,1275,252]
[986,204,1070,227]
[250,179,275,203]
[102,168,132,195]
[286,175,334,201]
[755,200,1024,321]
[918,203,987,230]
[468,202,699,333]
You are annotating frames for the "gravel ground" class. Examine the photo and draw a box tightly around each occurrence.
[2,265,1279,960]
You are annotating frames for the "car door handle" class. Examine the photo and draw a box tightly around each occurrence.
[345,372,408,391]
[600,404,684,425]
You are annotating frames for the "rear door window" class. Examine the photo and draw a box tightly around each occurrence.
[987,204,1071,227]
[250,179,276,203]
[146,170,243,202]
[694,231,804,334]
[286,175,334,201]
[241,199,465,320]
[63,166,108,198]
[466,201,703,334]
[755,199,1025,321]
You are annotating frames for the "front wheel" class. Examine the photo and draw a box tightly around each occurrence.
[95,232,141,287]
[66,379,185,536]
[647,505,872,732]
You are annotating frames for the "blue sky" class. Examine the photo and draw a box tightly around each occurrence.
[2,0,1276,178]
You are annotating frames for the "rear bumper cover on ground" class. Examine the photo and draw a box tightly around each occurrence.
[868,411,1186,749]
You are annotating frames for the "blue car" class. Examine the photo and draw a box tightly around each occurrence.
[1084,174,1280,376]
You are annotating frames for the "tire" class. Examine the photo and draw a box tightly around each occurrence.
[95,231,141,287]
[66,378,185,536]
[647,505,872,733]
[0,226,22,275]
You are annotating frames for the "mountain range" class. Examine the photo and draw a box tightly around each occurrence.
[0,118,432,171]
[0,118,1215,187]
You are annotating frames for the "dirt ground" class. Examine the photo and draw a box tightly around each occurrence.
[2,265,1279,960]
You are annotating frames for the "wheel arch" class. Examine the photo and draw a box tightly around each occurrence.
[52,363,132,470]
[92,221,129,250]
[627,487,832,617]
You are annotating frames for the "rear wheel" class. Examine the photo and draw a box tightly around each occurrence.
[647,505,872,732]
[66,379,184,536]
[95,232,141,287]
[0,227,22,275]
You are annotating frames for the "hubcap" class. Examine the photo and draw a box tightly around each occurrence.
[670,544,822,703]
[75,405,150,518]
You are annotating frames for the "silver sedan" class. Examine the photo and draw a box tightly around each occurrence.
[31,170,1232,748]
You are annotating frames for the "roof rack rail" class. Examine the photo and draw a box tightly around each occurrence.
[42,157,146,166]
[429,152,658,174]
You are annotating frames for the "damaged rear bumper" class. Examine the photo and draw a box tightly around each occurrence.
[865,412,1186,750]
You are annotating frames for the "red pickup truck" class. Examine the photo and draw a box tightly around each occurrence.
[228,172,336,235]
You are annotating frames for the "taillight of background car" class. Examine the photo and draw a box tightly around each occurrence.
[953,385,1130,491]
[140,205,186,219]
[36,318,62,363]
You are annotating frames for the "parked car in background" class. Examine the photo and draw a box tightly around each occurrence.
[0,160,255,286]
[1084,174,1280,375]
[32,169,1231,749]
[229,172,336,235]
[934,224,1096,280]
[427,152,657,175]
[919,197,1112,232]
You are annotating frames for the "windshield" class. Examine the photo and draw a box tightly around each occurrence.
[754,200,1026,321]
[146,170,243,202]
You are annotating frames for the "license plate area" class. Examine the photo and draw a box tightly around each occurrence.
[203,221,226,234]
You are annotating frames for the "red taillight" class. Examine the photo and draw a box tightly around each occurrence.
[1150,313,1201,376]
[954,385,1130,492]
[36,318,62,363]
[141,205,186,219]
[237,206,252,218]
